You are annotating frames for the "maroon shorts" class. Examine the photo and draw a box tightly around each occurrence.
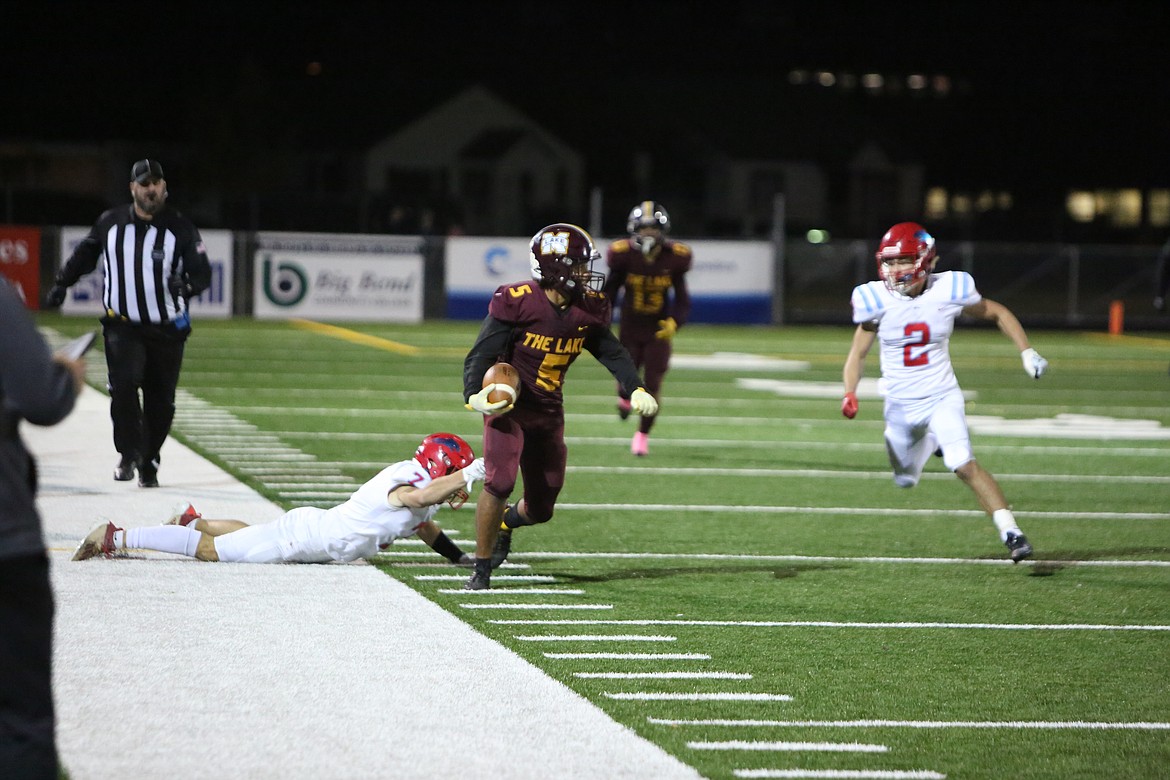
[482,403,566,523]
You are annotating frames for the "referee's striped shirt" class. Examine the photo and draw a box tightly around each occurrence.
[57,205,212,325]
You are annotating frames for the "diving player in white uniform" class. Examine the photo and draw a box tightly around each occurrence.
[841,223,1049,562]
[73,433,486,565]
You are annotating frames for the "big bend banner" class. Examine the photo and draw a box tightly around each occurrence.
[0,225,42,308]
[252,232,424,322]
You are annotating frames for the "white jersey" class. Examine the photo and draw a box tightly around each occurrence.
[214,458,441,564]
[851,271,981,401]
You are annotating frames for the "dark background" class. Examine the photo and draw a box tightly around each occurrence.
[4,0,1168,239]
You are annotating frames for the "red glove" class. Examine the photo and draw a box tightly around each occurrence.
[841,392,858,419]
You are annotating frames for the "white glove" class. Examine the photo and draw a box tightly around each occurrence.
[630,387,658,416]
[1021,348,1048,379]
[466,386,513,415]
[462,458,486,492]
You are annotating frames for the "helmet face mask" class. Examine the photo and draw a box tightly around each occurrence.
[529,223,604,301]
[626,201,670,255]
[875,222,937,296]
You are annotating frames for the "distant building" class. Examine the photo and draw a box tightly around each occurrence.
[364,86,585,235]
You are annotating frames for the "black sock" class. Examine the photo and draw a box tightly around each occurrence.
[474,557,491,576]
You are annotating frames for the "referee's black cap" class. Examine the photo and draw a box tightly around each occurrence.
[131,159,164,184]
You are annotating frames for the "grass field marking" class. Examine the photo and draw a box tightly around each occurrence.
[290,318,421,355]
[606,692,793,702]
[654,718,1170,730]
[392,550,1170,569]
[515,634,676,642]
[551,503,1170,521]
[272,431,1170,457]
[689,741,888,753]
[490,619,1170,631]
[545,652,710,659]
[577,672,752,680]
[196,406,1170,440]
[564,465,1170,485]
[459,603,612,610]
[412,574,555,582]
[439,587,584,595]
[733,770,945,779]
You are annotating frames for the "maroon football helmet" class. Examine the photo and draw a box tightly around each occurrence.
[529,223,604,300]
[875,222,937,295]
[626,200,671,255]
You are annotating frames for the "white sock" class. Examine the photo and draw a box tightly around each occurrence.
[124,526,202,557]
[992,508,1021,542]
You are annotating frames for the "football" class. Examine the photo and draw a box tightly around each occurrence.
[482,362,520,404]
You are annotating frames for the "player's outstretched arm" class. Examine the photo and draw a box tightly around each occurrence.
[391,466,483,509]
[963,299,1048,378]
[842,324,875,418]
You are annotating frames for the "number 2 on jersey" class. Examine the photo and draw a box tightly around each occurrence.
[903,322,930,366]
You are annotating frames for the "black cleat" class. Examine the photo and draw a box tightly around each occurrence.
[1005,532,1033,563]
[137,459,160,488]
[491,527,513,569]
[114,456,136,481]
[463,570,491,590]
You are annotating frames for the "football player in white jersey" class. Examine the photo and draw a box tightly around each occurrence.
[72,433,486,565]
[841,223,1049,562]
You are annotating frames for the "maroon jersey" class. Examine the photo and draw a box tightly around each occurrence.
[464,280,640,412]
[603,237,693,339]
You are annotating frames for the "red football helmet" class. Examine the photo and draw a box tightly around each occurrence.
[875,222,937,295]
[414,432,476,509]
[414,432,475,479]
[529,223,604,300]
[626,201,671,255]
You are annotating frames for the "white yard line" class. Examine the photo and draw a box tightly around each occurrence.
[384,550,1170,568]
[734,771,945,779]
[546,653,710,660]
[607,692,792,701]
[690,741,888,752]
[654,718,1170,730]
[493,619,1170,631]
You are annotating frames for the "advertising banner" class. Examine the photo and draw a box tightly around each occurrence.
[253,250,423,322]
[444,236,774,323]
[59,227,234,318]
[0,225,41,308]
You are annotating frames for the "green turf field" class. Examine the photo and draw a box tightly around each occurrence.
[43,315,1170,779]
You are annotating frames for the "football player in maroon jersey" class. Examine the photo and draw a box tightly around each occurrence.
[603,201,692,456]
[462,223,658,590]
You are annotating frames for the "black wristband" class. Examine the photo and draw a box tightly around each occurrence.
[430,531,464,563]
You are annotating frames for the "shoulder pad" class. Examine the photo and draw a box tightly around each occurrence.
[670,241,692,256]
[610,238,632,253]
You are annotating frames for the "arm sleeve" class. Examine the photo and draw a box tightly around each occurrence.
[55,221,106,287]
[671,270,691,327]
[178,223,213,296]
[586,327,643,396]
[462,316,513,400]
[602,268,627,303]
[0,282,76,426]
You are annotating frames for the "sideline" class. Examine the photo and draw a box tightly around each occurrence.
[29,386,700,779]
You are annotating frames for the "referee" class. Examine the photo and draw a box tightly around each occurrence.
[47,159,211,487]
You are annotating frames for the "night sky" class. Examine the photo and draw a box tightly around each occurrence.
[4,0,1168,193]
